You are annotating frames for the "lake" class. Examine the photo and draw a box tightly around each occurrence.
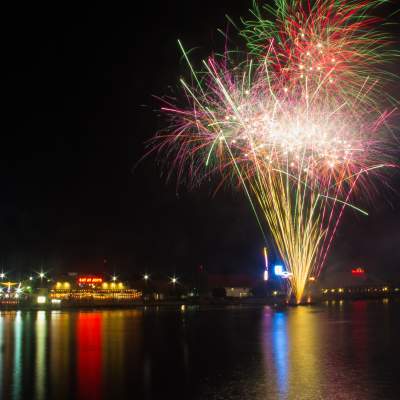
[0,300,399,399]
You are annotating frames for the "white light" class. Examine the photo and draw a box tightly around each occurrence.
[144,274,149,281]
[264,270,269,282]
[274,265,293,279]
[112,276,117,282]
[37,296,46,304]
[0,273,5,279]
[274,265,284,276]
[51,299,62,304]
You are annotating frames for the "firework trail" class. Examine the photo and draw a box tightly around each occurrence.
[241,0,398,108]
[151,0,398,303]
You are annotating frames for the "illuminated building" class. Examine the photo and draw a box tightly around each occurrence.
[318,268,398,300]
[0,282,29,301]
[274,265,293,279]
[351,267,366,276]
[50,275,141,303]
[207,274,256,299]
[225,287,251,298]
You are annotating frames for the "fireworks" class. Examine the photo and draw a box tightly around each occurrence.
[241,0,398,107]
[150,1,398,303]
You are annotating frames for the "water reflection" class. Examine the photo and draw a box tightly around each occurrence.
[102,311,128,399]
[50,311,71,399]
[271,312,288,397]
[0,303,398,400]
[261,307,322,399]
[0,316,2,394]
[77,312,103,400]
[35,311,47,400]
[261,304,383,400]
[12,312,22,400]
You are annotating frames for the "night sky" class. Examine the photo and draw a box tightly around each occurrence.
[1,1,399,280]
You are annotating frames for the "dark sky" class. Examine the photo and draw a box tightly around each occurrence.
[0,1,399,280]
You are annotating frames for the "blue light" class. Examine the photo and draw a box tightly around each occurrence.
[272,312,289,396]
[274,265,293,279]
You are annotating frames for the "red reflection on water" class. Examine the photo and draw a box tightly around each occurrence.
[351,300,368,365]
[77,313,103,400]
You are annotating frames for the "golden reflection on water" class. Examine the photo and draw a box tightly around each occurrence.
[261,307,322,399]
[287,307,321,399]
[261,303,385,400]
[102,311,128,396]
[35,311,47,400]
[50,311,70,400]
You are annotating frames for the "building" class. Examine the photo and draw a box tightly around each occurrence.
[50,274,142,303]
[225,287,251,298]
[207,274,257,298]
[318,268,399,299]
[0,281,29,304]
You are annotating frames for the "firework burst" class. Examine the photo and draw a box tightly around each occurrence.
[241,0,398,107]
[150,0,398,303]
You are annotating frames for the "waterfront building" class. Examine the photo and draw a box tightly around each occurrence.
[225,287,251,298]
[207,274,256,298]
[318,268,399,299]
[50,274,142,303]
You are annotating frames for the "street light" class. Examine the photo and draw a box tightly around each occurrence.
[112,275,117,282]
[143,274,149,281]
[0,272,5,279]
[171,277,178,285]
[38,271,45,285]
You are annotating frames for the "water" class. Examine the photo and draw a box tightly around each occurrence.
[0,300,399,400]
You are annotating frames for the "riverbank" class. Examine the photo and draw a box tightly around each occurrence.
[1,292,399,311]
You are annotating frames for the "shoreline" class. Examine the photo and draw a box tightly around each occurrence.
[0,294,399,311]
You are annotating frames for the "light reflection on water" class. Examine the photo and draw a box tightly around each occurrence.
[35,311,46,400]
[0,300,399,400]
[259,307,322,399]
[272,312,288,397]
[12,311,22,400]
